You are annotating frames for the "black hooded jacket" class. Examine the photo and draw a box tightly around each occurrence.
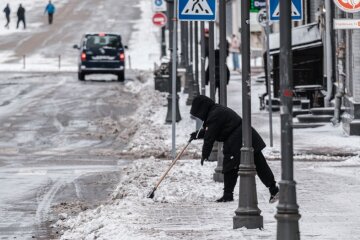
[17,6,25,19]
[190,95,266,164]
[4,6,10,16]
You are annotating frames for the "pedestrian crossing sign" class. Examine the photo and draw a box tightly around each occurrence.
[269,0,303,21]
[178,0,216,21]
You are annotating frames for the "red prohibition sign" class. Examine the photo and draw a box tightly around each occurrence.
[152,12,167,27]
[333,0,360,13]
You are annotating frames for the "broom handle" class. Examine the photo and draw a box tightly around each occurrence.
[154,141,191,189]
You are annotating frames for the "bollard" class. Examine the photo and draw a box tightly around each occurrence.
[208,141,218,162]
[213,142,224,182]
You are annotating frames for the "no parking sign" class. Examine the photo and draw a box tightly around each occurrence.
[152,0,167,12]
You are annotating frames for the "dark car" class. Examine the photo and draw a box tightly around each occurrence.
[73,33,127,81]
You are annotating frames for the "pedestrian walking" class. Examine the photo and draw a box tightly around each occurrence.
[205,49,230,101]
[16,4,26,29]
[3,3,10,29]
[229,34,240,71]
[189,95,279,203]
[44,0,55,25]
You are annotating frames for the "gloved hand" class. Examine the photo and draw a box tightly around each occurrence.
[190,131,199,141]
[201,157,207,166]
[190,129,205,141]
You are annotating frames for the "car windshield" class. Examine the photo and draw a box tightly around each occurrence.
[85,35,121,49]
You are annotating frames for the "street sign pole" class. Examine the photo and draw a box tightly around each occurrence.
[186,22,195,105]
[234,0,263,230]
[194,21,201,129]
[275,0,301,239]
[209,21,216,101]
[194,22,200,96]
[183,22,190,93]
[266,4,273,147]
[324,0,335,107]
[180,22,187,68]
[219,0,227,107]
[171,0,178,159]
[214,0,227,183]
[161,25,167,57]
[200,21,206,95]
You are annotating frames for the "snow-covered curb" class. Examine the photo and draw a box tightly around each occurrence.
[54,158,224,239]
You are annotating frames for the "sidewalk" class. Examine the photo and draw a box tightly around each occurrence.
[55,71,360,239]
[56,158,360,240]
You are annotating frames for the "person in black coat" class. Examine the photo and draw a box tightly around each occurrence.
[205,49,230,101]
[3,4,10,29]
[189,95,279,203]
[16,4,26,29]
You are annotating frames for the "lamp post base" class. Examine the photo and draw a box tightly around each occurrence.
[233,214,263,229]
[275,213,301,240]
[213,171,224,182]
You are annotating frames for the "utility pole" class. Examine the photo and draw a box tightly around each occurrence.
[213,0,227,183]
[209,21,216,101]
[186,22,195,105]
[182,22,190,93]
[165,0,178,158]
[219,0,227,106]
[194,21,201,129]
[208,21,218,163]
[161,25,167,57]
[266,2,273,147]
[233,0,263,230]
[194,22,200,97]
[180,21,187,68]
[275,0,301,239]
[324,0,335,107]
[200,21,206,95]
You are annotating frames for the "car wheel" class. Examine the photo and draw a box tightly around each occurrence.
[78,72,85,81]
[117,71,125,82]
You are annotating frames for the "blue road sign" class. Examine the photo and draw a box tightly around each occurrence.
[155,0,162,6]
[152,0,166,12]
[269,0,303,21]
[178,0,216,21]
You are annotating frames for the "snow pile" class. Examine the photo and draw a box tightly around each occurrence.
[111,158,219,203]
[55,159,227,240]
[115,73,202,159]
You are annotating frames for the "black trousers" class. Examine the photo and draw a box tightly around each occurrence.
[17,18,26,29]
[48,13,53,24]
[223,151,276,194]
[5,15,10,28]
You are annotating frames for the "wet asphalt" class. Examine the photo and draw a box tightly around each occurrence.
[0,0,143,238]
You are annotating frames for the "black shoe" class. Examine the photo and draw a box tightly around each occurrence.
[216,193,233,202]
[269,185,279,203]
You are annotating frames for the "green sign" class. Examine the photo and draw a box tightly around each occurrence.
[250,0,266,13]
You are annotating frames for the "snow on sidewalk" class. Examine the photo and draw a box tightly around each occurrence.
[55,154,360,240]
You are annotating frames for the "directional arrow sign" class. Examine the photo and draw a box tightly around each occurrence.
[178,0,216,21]
[269,0,303,21]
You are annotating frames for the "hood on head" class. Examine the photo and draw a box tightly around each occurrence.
[190,95,215,121]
